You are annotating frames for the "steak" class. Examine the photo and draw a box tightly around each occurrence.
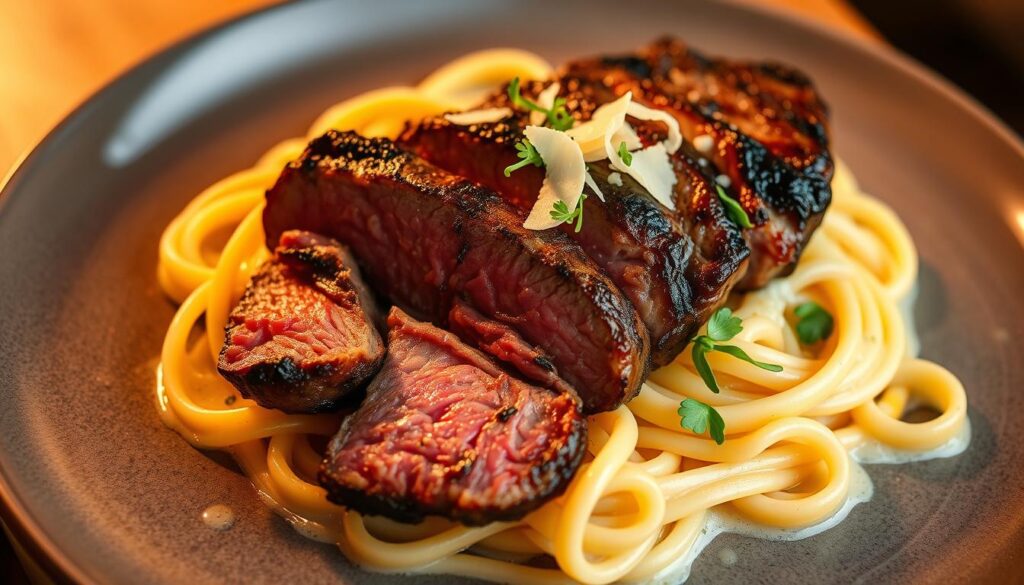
[319,307,586,525]
[401,82,748,366]
[561,37,833,288]
[218,230,385,413]
[264,130,648,413]
[447,300,573,395]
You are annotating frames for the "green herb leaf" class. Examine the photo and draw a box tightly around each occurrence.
[706,307,742,342]
[548,97,575,131]
[507,77,574,131]
[716,184,753,229]
[550,200,572,222]
[794,301,834,344]
[507,77,542,113]
[617,141,633,166]
[712,344,784,372]
[678,398,726,444]
[690,308,783,398]
[503,139,544,177]
[549,194,587,233]
[691,338,719,393]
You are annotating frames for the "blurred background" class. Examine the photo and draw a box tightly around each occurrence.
[1,0,1022,179]
[0,0,1021,582]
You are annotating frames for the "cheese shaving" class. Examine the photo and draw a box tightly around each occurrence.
[518,91,683,231]
[612,142,676,209]
[584,171,605,202]
[612,123,642,151]
[626,101,683,153]
[443,107,512,126]
[530,82,561,126]
[522,126,586,230]
[566,92,632,161]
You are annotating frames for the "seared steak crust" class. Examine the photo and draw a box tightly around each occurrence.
[562,37,833,288]
[401,77,749,365]
[319,308,586,525]
[264,130,648,413]
[218,230,385,413]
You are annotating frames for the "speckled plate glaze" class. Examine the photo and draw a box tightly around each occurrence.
[1,1,1022,583]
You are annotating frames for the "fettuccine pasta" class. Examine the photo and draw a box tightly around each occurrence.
[156,49,968,585]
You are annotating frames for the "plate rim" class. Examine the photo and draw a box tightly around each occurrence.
[0,1,1021,583]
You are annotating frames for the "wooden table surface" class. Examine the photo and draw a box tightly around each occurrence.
[0,0,877,178]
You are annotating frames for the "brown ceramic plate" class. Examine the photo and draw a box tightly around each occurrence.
[1,1,1022,583]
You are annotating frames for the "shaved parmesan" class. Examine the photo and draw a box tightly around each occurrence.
[566,92,632,161]
[530,82,561,126]
[613,143,677,210]
[584,171,605,202]
[612,123,642,152]
[444,107,512,126]
[522,126,585,230]
[627,102,683,153]
[515,91,682,229]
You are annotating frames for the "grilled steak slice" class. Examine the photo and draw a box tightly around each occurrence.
[319,307,586,525]
[218,230,385,413]
[561,37,833,289]
[447,300,573,395]
[264,130,648,413]
[400,83,748,365]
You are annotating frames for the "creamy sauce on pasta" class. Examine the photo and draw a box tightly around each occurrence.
[153,50,971,585]
[201,504,236,531]
[647,462,874,584]
[852,416,971,465]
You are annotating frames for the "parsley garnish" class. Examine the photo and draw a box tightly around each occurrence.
[507,77,574,131]
[679,398,726,445]
[716,184,752,229]
[617,141,633,166]
[691,307,782,394]
[548,97,575,131]
[794,301,834,344]
[678,308,782,444]
[503,139,544,177]
[550,194,587,233]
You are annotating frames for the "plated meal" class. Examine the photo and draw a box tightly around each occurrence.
[156,37,969,584]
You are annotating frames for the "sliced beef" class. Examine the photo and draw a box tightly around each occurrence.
[319,307,586,525]
[264,130,648,413]
[218,230,385,413]
[560,37,833,288]
[401,82,748,366]
[447,300,573,395]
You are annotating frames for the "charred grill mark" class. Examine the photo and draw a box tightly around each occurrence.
[265,130,648,413]
[533,355,555,372]
[401,58,750,366]
[217,231,385,414]
[559,37,833,289]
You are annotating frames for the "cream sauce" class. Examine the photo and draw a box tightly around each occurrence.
[851,415,971,465]
[201,504,236,531]
[645,461,874,585]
